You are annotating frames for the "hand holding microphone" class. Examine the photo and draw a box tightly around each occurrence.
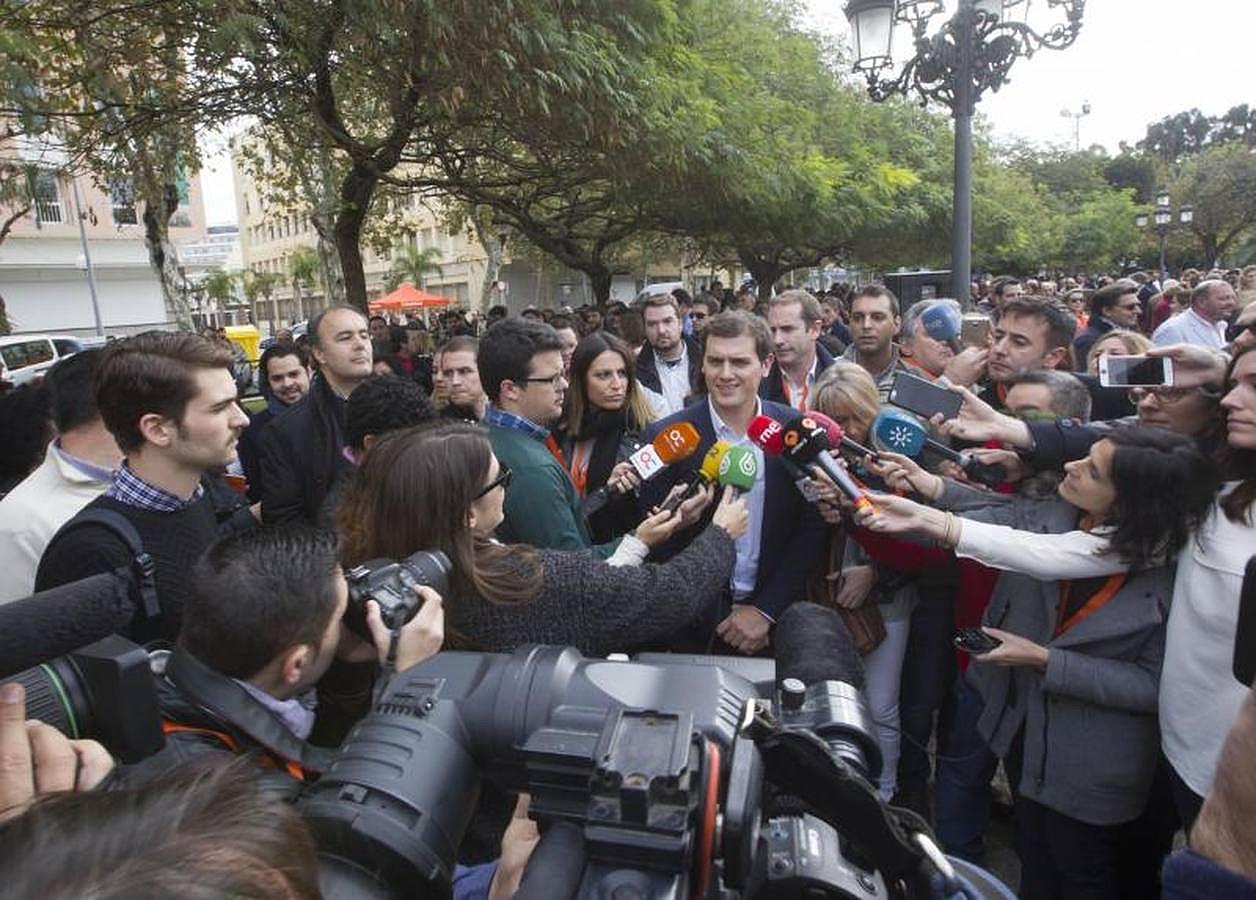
[872,407,1006,488]
[585,422,702,516]
[658,438,730,515]
[710,485,749,539]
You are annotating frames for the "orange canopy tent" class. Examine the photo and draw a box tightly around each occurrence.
[368,282,453,312]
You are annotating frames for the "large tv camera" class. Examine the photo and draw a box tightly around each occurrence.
[299,605,1009,900]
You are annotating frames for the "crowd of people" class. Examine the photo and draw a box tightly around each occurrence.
[0,262,1254,900]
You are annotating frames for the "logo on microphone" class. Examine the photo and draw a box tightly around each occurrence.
[736,452,756,478]
[662,427,687,454]
[783,429,800,448]
[883,423,915,451]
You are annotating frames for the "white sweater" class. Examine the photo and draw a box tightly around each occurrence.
[954,488,1253,797]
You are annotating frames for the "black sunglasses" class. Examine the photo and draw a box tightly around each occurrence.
[475,464,512,499]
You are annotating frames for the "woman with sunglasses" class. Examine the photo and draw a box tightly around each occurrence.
[338,421,748,657]
[854,425,1218,899]
[557,332,662,543]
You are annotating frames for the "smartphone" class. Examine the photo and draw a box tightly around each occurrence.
[1233,556,1256,685]
[888,371,963,421]
[960,316,991,348]
[953,627,1002,655]
[1097,355,1174,388]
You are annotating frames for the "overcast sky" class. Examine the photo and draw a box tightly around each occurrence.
[805,0,1256,151]
[201,1,1255,226]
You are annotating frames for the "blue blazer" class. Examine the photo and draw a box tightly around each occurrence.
[639,397,828,624]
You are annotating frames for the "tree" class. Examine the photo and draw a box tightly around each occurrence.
[1172,141,1256,268]
[386,244,442,292]
[240,270,283,335]
[288,246,321,321]
[1138,104,1256,162]
[201,268,237,311]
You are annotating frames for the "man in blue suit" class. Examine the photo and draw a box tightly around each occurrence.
[639,310,828,655]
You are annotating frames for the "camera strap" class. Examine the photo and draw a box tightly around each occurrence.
[166,648,333,776]
[748,710,941,893]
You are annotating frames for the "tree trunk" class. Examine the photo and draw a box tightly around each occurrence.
[471,212,504,312]
[1201,233,1219,269]
[143,182,193,331]
[739,253,782,302]
[588,267,613,305]
[335,165,376,314]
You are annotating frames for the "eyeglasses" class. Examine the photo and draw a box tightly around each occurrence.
[1128,386,1220,404]
[519,371,566,388]
[475,464,512,499]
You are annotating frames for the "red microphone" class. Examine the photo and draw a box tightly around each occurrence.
[805,410,879,461]
[747,414,785,454]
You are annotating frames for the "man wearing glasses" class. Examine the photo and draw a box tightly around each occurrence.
[478,316,622,557]
[1072,281,1143,371]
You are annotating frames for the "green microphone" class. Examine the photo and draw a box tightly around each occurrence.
[717,445,759,495]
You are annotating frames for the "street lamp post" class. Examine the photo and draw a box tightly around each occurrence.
[1135,189,1193,283]
[1060,100,1091,151]
[843,0,1085,304]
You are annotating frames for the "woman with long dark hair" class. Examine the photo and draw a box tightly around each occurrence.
[855,425,1219,899]
[557,331,661,542]
[337,421,747,656]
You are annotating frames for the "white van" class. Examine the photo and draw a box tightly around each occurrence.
[0,334,97,386]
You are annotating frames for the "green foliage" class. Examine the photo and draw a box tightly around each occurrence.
[386,245,443,291]
[1137,104,1256,162]
[201,269,238,305]
[1169,141,1256,267]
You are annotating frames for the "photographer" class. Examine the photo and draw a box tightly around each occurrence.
[128,526,442,783]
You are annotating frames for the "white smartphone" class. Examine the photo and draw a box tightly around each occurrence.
[1097,355,1173,388]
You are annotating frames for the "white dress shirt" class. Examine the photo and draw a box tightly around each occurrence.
[708,398,767,611]
[654,343,691,413]
[1152,307,1227,349]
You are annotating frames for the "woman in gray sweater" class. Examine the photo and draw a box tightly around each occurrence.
[857,425,1218,900]
[337,421,748,657]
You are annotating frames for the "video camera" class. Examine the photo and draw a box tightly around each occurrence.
[298,604,1009,899]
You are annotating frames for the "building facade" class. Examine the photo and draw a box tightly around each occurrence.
[0,135,206,337]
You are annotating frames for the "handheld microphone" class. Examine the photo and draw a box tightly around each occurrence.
[747,413,829,505]
[870,408,1005,488]
[627,421,701,480]
[804,409,879,461]
[717,445,759,495]
[658,440,731,514]
[585,422,702,516]
[779,415,876,512]
[774,602,882,781]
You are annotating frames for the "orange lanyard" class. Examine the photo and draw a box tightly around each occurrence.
[781,372,809,409]
[568,440,592,497]
[1055,574,1126,637]
[544,434,568,470]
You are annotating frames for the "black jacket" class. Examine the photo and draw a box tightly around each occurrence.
[258,375,353,526]
[1071,316,1115,372]
[124,646,330,788]
[758,341,837,406]
[635,334,702,400]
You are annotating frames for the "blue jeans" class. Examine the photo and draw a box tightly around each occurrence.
[897,584,957,793]
[935,671,999,864]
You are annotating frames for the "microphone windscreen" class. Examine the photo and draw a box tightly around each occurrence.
[653,421,701,464]
[774,602,865,691]
[717,445,758,491]
[0,571,137,678]
[803,410,844,447]
[698,440,732,482]
[871,408,927,457]
[920,301,962,343]
[747,414,785,455]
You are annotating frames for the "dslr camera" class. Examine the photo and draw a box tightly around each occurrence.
[342,549,452,639]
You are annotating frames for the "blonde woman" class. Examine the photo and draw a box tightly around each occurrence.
[1085,329,1153,376]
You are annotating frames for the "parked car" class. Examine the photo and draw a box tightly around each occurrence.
[0,333,104,387]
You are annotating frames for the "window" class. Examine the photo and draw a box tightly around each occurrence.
[109,177,138,225]
[1,339,55,370]
[32,170,62,225]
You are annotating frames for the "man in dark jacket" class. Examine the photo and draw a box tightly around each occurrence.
[236,342,311,502]
[760,289,836,410]
[259,306,372,525]
[635,294,701,413]
[639,310,827,655]
[1072,280,1141,371]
